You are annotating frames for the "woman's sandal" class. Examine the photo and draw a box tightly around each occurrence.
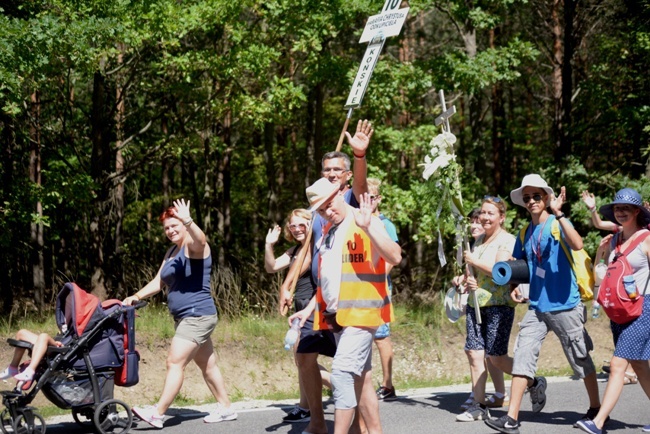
[624,372,638,385]
[460,396,474,410]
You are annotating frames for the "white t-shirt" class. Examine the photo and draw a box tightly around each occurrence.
[317,211,353,312]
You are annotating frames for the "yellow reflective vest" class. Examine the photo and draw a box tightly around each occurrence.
[314,218,393,330]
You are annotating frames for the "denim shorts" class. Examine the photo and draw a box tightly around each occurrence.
[512,303,595,379]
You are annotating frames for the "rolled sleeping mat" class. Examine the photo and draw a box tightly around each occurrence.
[492,260,530,286]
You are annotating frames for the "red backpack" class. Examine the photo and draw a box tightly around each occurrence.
[597,230,650,324]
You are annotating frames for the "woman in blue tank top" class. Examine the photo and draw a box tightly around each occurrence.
[123,199,237,428]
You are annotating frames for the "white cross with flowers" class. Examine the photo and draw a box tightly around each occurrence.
[423,90,482,323]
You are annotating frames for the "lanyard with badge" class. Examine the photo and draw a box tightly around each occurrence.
[529,219,548,279]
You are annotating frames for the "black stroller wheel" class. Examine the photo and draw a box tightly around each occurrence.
[0,408,14,434]
[12,412,46,434]
[93,399,132,434]
[72,407,95,427]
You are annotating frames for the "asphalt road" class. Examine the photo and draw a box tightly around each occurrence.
[43,375,649,434]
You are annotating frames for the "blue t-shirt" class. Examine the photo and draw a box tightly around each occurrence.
[512,215,580,313]
[311,188,358,281]
[160,246,217,320]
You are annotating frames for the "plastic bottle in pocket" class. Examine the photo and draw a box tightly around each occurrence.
[622,275,638,299]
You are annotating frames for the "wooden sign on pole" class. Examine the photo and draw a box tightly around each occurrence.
[335,0,410,151]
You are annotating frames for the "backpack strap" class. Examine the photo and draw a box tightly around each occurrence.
[616,229,650,257]
[549,218,576,267]
[518,223,530,250]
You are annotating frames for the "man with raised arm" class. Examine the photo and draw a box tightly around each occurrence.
[290,178,401,434]
[485,174,601,434]
[282,120,373,434]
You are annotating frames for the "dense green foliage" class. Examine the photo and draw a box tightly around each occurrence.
[1,0,649,315]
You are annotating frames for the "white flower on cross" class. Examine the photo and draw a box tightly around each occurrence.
[421,131,457,180]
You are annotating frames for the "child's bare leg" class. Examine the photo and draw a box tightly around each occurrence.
[14,332,57,381]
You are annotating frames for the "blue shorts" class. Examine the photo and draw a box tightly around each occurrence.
[374,323,390,339]
[465,305,514,356]
[611,297,650,360]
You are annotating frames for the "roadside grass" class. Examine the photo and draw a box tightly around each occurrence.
[1,300,601,417]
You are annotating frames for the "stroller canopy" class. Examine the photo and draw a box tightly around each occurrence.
[55,282,103,336]
[54,282,125,370]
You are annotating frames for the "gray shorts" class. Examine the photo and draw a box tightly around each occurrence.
[512,303,595,379]
[174,313,218,345]
[332,326,375,376]
[331,326,375,410]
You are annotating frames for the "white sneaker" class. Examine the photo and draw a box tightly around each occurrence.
[203,406,237,423]
[133,405,164,429]
[456,402,490,422]
[0,366,18,380]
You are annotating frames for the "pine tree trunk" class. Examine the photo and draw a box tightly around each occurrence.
[551,0,564,160]
[30,91,45,312]
[90,70,110,300]
[113,46,126,298]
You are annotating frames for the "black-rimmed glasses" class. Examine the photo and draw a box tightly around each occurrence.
[522,193,543,204]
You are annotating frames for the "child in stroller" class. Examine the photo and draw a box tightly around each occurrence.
[1,282,144,434]
[0,290,73,384]
[0,329,64,383]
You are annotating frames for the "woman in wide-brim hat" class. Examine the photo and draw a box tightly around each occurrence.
[599,187,650,227]
[578,188,650,434]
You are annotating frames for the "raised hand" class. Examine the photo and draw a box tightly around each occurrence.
[172,198,192,223]
[266,225,281,245]
[344,119,374,156]
[581,190,596,210]
[353,193,373,229]
[550,186,567,215]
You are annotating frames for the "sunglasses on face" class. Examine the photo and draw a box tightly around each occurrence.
[483,195,502,203]
[369,195,379,201]
[522,193,544,204]
[613,205,635,213]
[289,223,307,231]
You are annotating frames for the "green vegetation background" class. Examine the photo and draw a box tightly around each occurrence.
[1,0,649,315]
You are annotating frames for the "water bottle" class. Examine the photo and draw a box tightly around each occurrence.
[72,385,87,403]
[591,301,600,319]
[623,275,638,299]
[283,319,300,350]
[594,260,607,287]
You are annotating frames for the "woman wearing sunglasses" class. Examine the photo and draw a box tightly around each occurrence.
[455,195,517,422]
[264,209,335,425]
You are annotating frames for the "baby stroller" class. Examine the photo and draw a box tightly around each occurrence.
[1,282,146,434]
